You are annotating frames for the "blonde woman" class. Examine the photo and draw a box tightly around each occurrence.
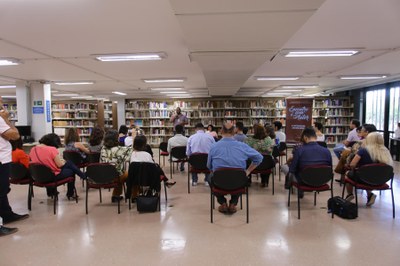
[345,132,393,206]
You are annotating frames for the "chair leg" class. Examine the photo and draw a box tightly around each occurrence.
[391,188,395,219]
[297,190,301,219]
[240,194,243,209]
[53,186,57,215]
[331,187,334,218]
[341,180,346,198]
[314,192,317,206]
[246,189,249,224]
[27,183,32,211]
[99,188,102,203]
[128,192,132,210]
[85,182,89,214]
[187,170,190,194]
[164,182,167,202]
[117,197,120,214]
[272,171,275,195]
[210,191,213,223]
[288,187,291,207]
[354,188,359,213]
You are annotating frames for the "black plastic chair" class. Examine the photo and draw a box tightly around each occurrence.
[85,163,121,214]
[29,163,77,215]
[187,153,210,193]
[250,154,276,194]
[169,146,188,179]
[126,162,163,211]
[10,163,33,208]
[341,163,395,218]
[210,168,249,223]
[158,142,169,166]
[87,152,101,163]
[288,165,334,219]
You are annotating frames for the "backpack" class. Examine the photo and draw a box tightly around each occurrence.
[327,196,358,219]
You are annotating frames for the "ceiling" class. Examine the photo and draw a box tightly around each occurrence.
[1,0,400,100]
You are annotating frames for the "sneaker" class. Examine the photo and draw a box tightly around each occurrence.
[2,213,29,224]
[228,204,237,214]
[192,182,197,186]
[166,181,176,188]
[218,203,228,213]
[180,167,185,172]
[0,226,18,237]
[204,181,209,187]
[345,194,354,201]
[366,193,377,206]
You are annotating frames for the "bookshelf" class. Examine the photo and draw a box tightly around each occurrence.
[52,101,98,143]
[125,97,353,146]
[104,101,114,129]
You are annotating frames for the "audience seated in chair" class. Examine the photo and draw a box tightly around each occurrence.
[88,126,104,153]
[313,122,325,142]
[186,122,215,186]
[167,124,188,172]
[233,121,247,142]
[344,132,393,206]
[64,128,90,163]
[11,137,29,169]
[285,127,332,198]
[333,119,361,159]
[100,130,132,203]
[207,121,263,214]
[29,133,85,199]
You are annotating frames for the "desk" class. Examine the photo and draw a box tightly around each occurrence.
[23,142,39,154]
[390,138,400,161]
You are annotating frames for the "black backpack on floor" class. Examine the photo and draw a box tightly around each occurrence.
[327,196,358,219]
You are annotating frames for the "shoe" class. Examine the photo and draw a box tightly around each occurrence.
[228,204,237,214]
[192,182,197,186]
[345,194,354,201]
[111,196,123,203]
[218,203,228,214]
[0,226,18,237]
[166,181,176,188]
[204,181,209,187]
[67,193,79,201]
[2,213,29,224]
[366,193,377,206]
[298,190,304,199]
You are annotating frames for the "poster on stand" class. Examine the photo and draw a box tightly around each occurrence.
[285,98,313,143]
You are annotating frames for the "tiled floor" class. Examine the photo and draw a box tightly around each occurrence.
[1,152,400,266]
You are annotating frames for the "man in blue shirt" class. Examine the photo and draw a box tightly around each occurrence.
[233,121,247,142]
[288,127,332,197]
[207,122,263,214]
[186,123,215,186]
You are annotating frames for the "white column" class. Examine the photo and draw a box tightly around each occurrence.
[30,82,52,140]
[116,98,125,128]
[15,81,30,126]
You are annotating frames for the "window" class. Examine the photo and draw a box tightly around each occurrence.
[389,86,400,133]
[365,89,385,130]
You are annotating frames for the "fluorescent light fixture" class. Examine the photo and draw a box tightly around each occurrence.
[71,96,93,99]
[255,76,300,81]
[0,85,16,89]
[264,92,292,96]
[94,52,166,62]
[52,93,79,97]
[150,88,183,91]
[1,95,16,98]
[273,89,303,92]
[54,81,94,85]
[0,58,20,66]
[166,94,190,97]
[280,85,318,89]
[112,91,127,96]
[159,91,187,94]
[143,78,185,83]
[283,50,359,57]
[170,96,193,98]
[339,75,388,80]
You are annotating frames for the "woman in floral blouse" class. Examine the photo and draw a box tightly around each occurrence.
[244,124,274,187]
[100,130,132,202]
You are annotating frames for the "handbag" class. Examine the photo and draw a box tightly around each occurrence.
[136,189,159,212]
[327,196,358,219]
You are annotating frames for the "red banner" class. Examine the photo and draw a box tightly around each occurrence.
[285,98,313,143]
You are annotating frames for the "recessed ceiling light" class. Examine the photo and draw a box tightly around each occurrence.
[0,58,21,66]
[283,49,359,57]
[54,81,94,85]
[1,95,17,98]
[150,88,183,91]
[94,52,167,62]
[255,76,300,81]
[143,78,185,83]
[53,93,79,97]
[0,85,16,89]
[112,91,127,96]
[339,75,388,80]
[280,85,318,89]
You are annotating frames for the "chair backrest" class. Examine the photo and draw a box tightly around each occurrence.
[127,162,161,195]
[356,163,394,185]
[170,146,187,159]
[272,145,280,158]
[86,163,119,184]
[278,142,287,152]
[87,152,101,163]
[159,142,168,152]
[212,168,248,190]
[10,163,29,180]
[299,165,333,187]
[29,163,56,183]
[317,141,328,148]
[188,153,208,170]
[255,154,275,171]
[63,150,84,165]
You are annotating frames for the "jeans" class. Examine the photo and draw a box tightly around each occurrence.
[0,163,13,218]
[47,160,84,196]
[191,173,210,183]
[333,144,345,160]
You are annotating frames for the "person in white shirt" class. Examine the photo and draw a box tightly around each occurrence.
[130,135,175,187]
[394,122,400,139]
[274,121,286,143]
[167,125,188,171]
[333,119,361,159]
[313,122,325,142]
